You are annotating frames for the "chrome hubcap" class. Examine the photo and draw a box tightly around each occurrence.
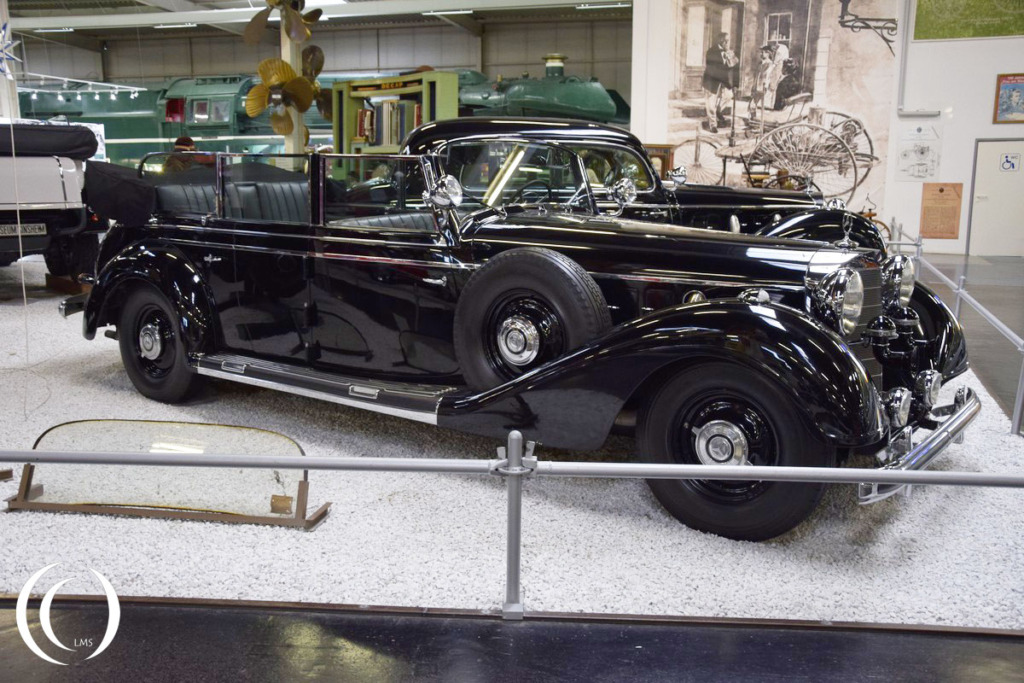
[693,420,749,466]
[496,316,540,366]
[138,323,163,361]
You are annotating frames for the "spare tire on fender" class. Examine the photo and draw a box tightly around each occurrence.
[453,247,612,391]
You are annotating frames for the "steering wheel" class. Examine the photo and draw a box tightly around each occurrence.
[508,179,554,205]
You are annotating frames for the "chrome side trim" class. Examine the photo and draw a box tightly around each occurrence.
[195,365,439,425]
[319,252,477,270]
[588,271,802,290]
[676,203,817,210]
[159,237,474,269]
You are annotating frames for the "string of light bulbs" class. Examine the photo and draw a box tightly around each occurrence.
[17,70,145,101]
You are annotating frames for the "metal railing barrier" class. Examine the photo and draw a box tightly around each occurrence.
[5,430,1024,620]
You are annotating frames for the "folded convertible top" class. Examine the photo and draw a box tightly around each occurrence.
[0,122,99,160]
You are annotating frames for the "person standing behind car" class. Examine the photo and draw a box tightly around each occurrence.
[703,32,739,133]
[164,136,196,172]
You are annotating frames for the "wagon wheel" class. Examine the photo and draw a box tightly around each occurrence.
[750,122,859,204]
[760,174,821,195]
[824,111,876,185]
[674,137,724,185]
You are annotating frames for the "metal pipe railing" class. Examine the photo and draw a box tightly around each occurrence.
[6,431,1024,619]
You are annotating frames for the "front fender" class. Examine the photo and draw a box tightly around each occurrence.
[911,282,969,380]
[83,239,214,356]
[758,210,887,255]
[438,301,885,450]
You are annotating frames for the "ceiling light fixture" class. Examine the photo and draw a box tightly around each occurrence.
[33,28,74,33]
[422,10,474,15]
[154,23,198,29]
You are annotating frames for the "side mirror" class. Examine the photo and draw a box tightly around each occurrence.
[610,177,637,208]
[425,175,464,208]
[667,165,688,185]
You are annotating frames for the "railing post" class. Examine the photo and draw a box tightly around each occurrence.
[953,274,966,320]
[501,430,529,620]
[1013,352,1024,436]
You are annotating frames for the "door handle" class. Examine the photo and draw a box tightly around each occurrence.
[422,276,448,287]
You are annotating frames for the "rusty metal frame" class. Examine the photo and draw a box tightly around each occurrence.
[5,464,330,530]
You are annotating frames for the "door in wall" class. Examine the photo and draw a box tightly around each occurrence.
[969,139,1024,257]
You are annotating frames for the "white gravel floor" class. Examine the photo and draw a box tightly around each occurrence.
[2,258,1023,630]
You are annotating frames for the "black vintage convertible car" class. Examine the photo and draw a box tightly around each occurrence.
[62,140,978,541]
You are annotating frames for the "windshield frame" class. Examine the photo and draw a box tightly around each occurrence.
[432,136,599,221]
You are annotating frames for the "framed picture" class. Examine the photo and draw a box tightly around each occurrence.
[993,74,1024,124]
[644,144,675,179]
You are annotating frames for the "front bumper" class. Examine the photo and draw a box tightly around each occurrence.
[59,293,88,317]
[859,387,981,504]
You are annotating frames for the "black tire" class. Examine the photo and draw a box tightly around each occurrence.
[44,233,99,279]
[43,236,73,277]
[638,363,835,541]
[453,247,612,391]
[118,285,201,403]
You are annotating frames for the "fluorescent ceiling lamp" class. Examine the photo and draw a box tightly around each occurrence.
[34,27,74,33]
[576,2,630,9]
[155,23,198,29]
[422,9,474,15]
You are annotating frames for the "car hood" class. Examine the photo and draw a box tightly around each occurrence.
[465,210,876,288]
[674,182,821,209]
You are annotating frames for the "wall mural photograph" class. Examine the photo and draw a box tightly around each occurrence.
[668,0,896,209]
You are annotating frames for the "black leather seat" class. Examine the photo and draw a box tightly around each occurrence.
[256,181,309,223]
[341,212,436,232]
[155,181,309,224]
[155,183,217,215]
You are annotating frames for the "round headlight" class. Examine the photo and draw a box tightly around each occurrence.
[812,268,864,336]
[882,255,917,307]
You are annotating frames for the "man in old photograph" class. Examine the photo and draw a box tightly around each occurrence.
[703,31,739,132]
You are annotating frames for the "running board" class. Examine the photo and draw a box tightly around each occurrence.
[194,354,461,425]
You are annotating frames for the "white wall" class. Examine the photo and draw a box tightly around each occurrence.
[629,0,679,143]
[884,29,1024,254]
[21,40,103,82]
[103,26,482,81]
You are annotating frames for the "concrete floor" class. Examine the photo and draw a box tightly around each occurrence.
[918,253,1023,423]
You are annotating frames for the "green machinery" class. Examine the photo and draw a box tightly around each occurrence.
[19,75,332,168]
[457,54,629,125]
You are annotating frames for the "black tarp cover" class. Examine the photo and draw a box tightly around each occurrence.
[85,162,155,226]
[0,123,99,160]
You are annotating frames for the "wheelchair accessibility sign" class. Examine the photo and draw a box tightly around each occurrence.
[1002,153,1021,172]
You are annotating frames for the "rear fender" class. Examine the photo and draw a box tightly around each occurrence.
[758,210,887,254]
[83,240,213,356]
[438,301,885,450]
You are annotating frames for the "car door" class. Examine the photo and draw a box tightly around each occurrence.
[216,154,315,363]
[311,154,465,382]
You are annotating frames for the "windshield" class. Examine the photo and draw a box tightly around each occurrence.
[565,144,654,194]
[440,140,592,213]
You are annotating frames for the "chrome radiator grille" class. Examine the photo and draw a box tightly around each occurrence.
[853,265,884,387]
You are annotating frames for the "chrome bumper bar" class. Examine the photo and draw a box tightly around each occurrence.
[859,387,981,504]
[58,293,87,318]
